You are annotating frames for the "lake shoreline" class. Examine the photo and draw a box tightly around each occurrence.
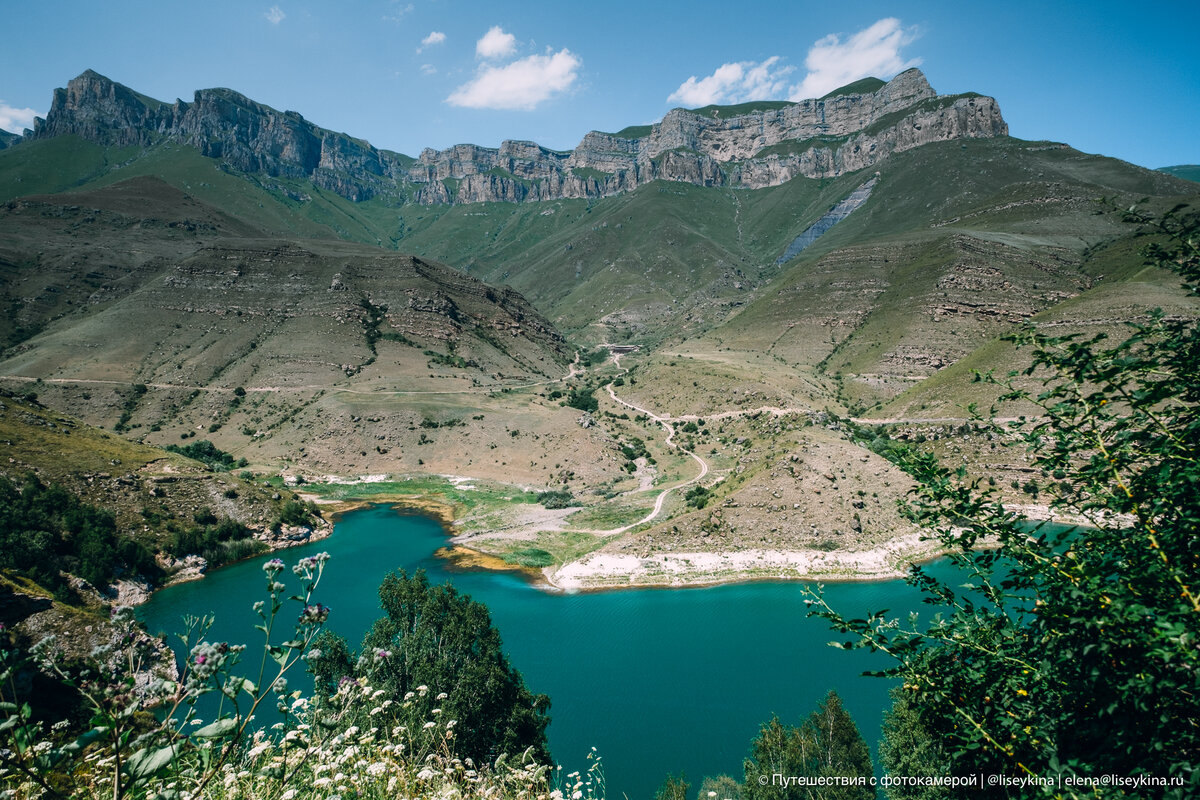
[535,534,949,593]
[137,503,930,800]
[143,481,1095,601]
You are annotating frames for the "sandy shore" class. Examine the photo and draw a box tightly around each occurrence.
[436,545,550,586]
[545,532,943,590]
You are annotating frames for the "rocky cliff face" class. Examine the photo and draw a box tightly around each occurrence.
[32,71,415,202]
[29,68,1007,205]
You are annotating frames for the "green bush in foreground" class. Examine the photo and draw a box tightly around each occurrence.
[742,691,873,800]
[309,569,551,767]
[0,556,570,800]
[809,205,1200,797]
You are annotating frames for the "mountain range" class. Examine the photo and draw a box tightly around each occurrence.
[0,67,1197,595]
[13,68,1005,204]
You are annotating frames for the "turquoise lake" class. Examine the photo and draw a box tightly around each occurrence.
[139,505,946,799]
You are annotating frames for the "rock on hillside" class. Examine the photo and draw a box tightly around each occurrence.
[23,69,1006,204]
[30,70,415,202]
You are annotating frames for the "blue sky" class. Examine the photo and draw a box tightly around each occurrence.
[2,1,1198,169]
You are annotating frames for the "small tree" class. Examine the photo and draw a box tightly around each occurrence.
[654,773,691,800]
[876,687,949,800]
[809,205,1200,797]
[742,690,874,800]
[308,569,551,766]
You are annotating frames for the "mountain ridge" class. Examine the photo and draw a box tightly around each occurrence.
[17,68,1007,204]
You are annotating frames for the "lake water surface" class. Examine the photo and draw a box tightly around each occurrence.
[139,504,946,799]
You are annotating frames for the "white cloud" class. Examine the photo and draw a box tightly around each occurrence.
[667,56,794,107]
[384,3,414,23]
[418,30,445,53]
[0,102,40,134]
[664,18,920,108]
[264,5,285,25]
[791,18,920,100]
[421,64,437,76]
[475,26,516,60]
[447,49,581,110]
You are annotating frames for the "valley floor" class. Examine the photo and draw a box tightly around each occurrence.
[293,353,959,592]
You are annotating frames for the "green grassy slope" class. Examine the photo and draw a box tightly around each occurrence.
[0,390,316,569]
[0,137,413,247]
[689,138,1197,413]
[5,129,1197,425]
[1158,165,1200,183]
[396,172,876,342]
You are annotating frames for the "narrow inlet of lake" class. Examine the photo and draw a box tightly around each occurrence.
[139,504,943,800]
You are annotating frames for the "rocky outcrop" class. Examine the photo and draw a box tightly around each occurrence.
[29,68,1007,205]
[406,68,1005,202]
[32,71,414,202]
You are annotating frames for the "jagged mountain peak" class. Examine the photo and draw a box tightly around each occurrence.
[22,67,1004,205]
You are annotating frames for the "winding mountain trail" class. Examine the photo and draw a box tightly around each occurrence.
[598,382,709,534]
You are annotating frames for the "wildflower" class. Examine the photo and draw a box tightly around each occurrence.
[264,558,285,574]
[298,603,331,625]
